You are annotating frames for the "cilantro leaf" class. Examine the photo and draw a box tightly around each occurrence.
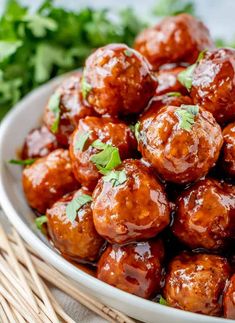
[48,91,61,133]
[81,74,92,100]
[134,122,141,142]
[159,296,168,306]
[66,194,92,222]
[154,0,195,16]
[75,131,91,151]
[178,51,206,91]
[175,104,199,131]
[0,41,22,62]
[35,215,47,231]
[91,139,108,150]
[103,170,127,187]
[90,141,122,175]
[124,49,133,57]
[8,158,36,166]
[23,14,58,38]
[177,64,195,91]
[166,92,181,97]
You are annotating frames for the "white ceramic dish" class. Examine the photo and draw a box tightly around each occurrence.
[0,76,233,323]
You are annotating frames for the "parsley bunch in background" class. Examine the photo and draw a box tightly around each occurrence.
[0,0,234,121]
[0,0,145,120]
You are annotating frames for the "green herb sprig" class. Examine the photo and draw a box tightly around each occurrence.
[74,131,92,152]
[178,50,206,91]
[175,104,199,131]
[66,194,92,222]
[35,215,47,231]
[90,140,122,175]
[103,170,127,187]
[8,159,36,166]
[48,91,61,133]
[159,296,168,306]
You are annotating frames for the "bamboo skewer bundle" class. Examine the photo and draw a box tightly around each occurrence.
[0,224,135,323]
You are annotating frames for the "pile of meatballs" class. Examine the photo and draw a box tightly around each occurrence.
[20,13,235,319]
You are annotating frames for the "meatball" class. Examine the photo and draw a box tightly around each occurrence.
[46,188,104,262]
[224,273,235,319]
[164,253,231,316]
[22,149,78,214]
[43,72,95,147]
[155,66,188,96]
[21,126,58,159]
[221,122,235,177]
[172,179,235,250]
[69,116,137,189]
[191,48,235,124]
[138,105,223,184]
[134,14,214,70]
[92,159,170,244]
[83,44,157,117]
[97,240,164,298]
[140,94,192,127]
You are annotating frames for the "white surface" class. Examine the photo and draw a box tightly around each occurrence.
[0,76,234,323]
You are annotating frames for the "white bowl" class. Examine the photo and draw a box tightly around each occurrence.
[0,76,233,323]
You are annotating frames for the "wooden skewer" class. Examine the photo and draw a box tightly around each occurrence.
[11,307,26,323]
[0,283,37,323]
[20,264,76,323]
[12,229,59,323]
[0,302,9,323]
[0,272,41,323]
[0,294,15,323]
[0,225,39,313]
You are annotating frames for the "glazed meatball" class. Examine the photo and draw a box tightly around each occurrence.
[155,66,188,96]
[46,188,104,262]
[134,14,214,70]
[224,273,235,319]
[191,48,235,124]
[22,149,78,214]
[172,179,235,250]
[221,122,235,177]
[164,253,231,316]
[43,72,95,147]
[97,240,164,298]
[70,116,137,189]
[92,159,170,244]
[21,126,58,159]
[83,44,157,117]
[138,105,223,184]
[140,94,192,127]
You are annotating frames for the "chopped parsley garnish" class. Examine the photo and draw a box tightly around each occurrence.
[81,74,92,100]
[166,92,181,97]
[66,194,92,222]
[8,159,36,166]
[124,49,133,57]
[35,215,47,231]
[74,131,91,151]
[159,296,168,306]
[90,140,121,175]
[175,104,199,131]
[134,121,141,142]
[178,50,206,91]
[48,91,61,133]
[177,64,195,91]
[103,170,127,187]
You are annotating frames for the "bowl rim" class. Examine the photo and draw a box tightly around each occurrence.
[0,76,232,323]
